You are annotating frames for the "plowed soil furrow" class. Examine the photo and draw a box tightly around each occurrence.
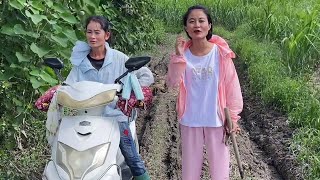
[137,91,179,179]
[237,61,304,180]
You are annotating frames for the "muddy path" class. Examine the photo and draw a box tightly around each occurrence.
[135,34,304,180]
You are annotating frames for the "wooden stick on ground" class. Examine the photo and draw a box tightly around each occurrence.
[224,107,244,179]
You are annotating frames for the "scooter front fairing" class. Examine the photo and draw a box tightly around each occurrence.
[43,115,121,180]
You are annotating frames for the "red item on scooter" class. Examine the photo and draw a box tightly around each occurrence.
[35,85,153,116]
[35,86,59,112]
[117,86,153,117]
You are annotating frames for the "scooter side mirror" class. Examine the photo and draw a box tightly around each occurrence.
[125,56,151,72]
[44,58,64,70]
[114,56,151,84]
[43,57,65,83]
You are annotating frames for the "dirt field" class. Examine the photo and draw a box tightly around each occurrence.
[135,34,304,180]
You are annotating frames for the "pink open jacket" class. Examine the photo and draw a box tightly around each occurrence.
[166,35,243,125]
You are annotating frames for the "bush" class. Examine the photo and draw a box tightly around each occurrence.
[0,0,164,178]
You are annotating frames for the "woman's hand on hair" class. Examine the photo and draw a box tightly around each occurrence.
[175,35,186,56]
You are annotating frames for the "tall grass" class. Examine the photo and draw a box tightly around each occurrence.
[216,24,320,179]
[248,1,320,74]
[153,0,320,75]
[153,0,248,32]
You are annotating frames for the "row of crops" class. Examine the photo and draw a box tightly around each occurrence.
[152,0,320,179]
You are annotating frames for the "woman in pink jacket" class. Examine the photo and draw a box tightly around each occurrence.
[166,5,243,180]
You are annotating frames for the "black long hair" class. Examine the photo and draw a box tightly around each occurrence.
[182,5,213,40]
[85,15,113,45]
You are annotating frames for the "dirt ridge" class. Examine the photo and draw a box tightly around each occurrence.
[240,72,305,180]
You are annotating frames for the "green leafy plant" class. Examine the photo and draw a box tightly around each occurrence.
[0,0,164,178]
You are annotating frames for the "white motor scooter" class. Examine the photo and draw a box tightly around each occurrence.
[41,56,150,180]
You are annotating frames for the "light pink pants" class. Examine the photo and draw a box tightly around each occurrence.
[180,124,230,180]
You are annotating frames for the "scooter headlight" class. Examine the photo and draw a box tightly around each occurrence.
[56,142,110,179]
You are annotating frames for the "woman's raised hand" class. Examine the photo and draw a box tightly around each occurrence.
[175,35,186,56]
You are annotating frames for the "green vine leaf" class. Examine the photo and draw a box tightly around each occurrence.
[1,25,15,35]
[10,63,19,68]
[52,24,63,33]
[30,76,43,89]
[30,69,40,76]
[13,98,23,106]
[16,0,27,6]
[62,29,78,43]
[39,72,58,85]
[12,23,39,38]
[9,0,25,10]
[30,1,46,11]
[15,52,30,62]
[30,69,57,85]
[30,43,50,57]
[25,10,48,25]
[0,73,11,81]
[60,12,78,24]
[45,0,54,8]
[47,20,57,25]
[51,34,68,47]
[13,24,27,35]
[85,0,101,8]
[52,3,68,13]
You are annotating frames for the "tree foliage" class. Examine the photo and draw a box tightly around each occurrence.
[0,0,162,178]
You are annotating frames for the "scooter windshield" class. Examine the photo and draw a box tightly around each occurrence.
[57,81,121,109]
